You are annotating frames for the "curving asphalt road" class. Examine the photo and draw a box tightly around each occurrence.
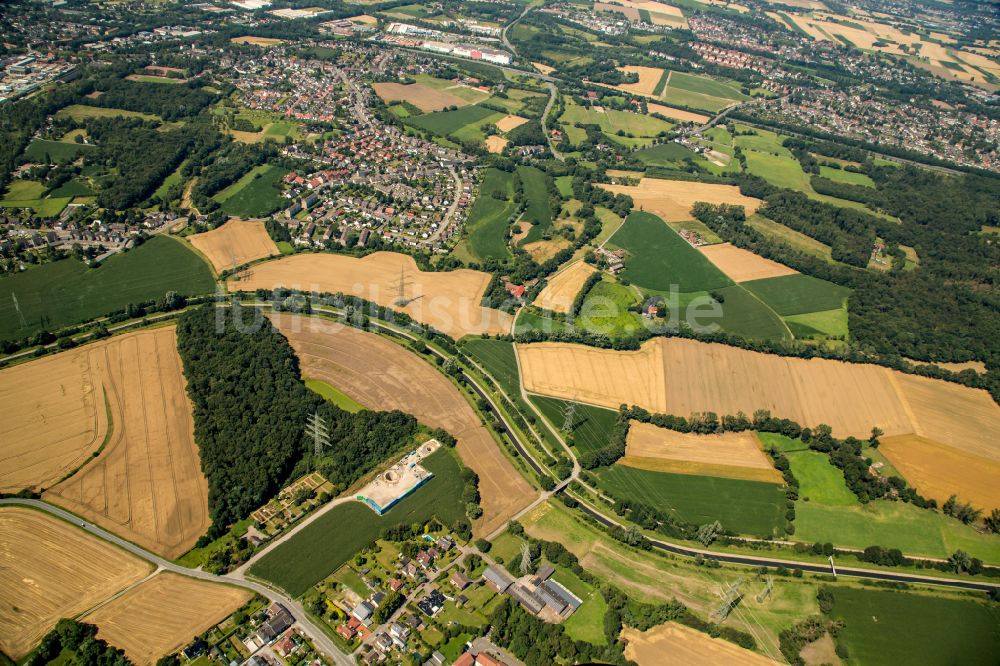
[0,498,355,666]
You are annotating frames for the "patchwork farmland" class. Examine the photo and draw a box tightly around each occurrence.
[232,251,513,337]
[270,314,534,535]
[515,338,1000,452]
[43,327,211,559]
[0,507,153,659]
[598,179,761,222]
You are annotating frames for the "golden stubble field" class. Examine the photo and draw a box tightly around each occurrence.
[0,508,153,659]
[698,242,797,282]
[372,82,470,112]
[41,327,210,559]
[622,623,781,666]
[230,36,285,46]
[614,65,668,97]
[646,102,710,123]
[879,434,1000,511]
[598,179,761,221]
[84,572,251,665]
[516,338,1000,459]
[270,314,534,535]
[495,114,530,132]
[621,422,783,483]
[188,219,280,272]
[0,349,109,493]
[533,261,598,314]
[232,251,513,337]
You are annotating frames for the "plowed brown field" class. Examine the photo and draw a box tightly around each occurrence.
[598,179,761,221]
[84,572,251,665]
[516,339,1000,454]
[621,422,782,483]
[623,623,781,666]
[43,327,210,559]
[231,252,512,337]
[698,242,797,282]
[0,507,152,659]
[0,350,109,493]
[270,314,534,535]
[533,261,598,314]
[188,219,279,272]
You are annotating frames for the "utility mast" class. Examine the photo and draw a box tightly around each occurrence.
[711,577,744,623]
[305,411,330,459]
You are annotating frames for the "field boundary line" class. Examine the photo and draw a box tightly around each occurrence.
[885,368,922,436]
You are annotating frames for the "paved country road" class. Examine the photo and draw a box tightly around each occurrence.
[0,498,355,666]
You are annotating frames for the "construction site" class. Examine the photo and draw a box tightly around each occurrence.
[356,439,441,515]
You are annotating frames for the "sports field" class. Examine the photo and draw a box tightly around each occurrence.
[828,587,1000,666]
[271,315,533,535]
[533,261,597,313]
[249,449,466,596]
[622,423,783,483]
[596,464,787,536]
[464,168,515,261]
[213,164,289,218]
[623,623,781,666]
[44,327,210,559]
[372,82,471,112]
[0,507,152,659]
[0,235,214,340]
[84,572,251,664]
[517,337,1000,454]
[608,211,732,292]
[234,252,512,337]
[188,218,279,272]
[598,178,761,222]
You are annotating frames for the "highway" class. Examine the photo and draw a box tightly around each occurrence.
[0,498,356,666]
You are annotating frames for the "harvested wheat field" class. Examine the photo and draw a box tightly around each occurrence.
[879,435,1000,511]
[372,82,469,113]
[270,314,534,535]
[232,252,512,337]
[43,327,210,559]
[614,66,667,96]
[517,338,1000,449]
[230,36,285,46]
[85,572,250,665]
[0,350,109,493]
[646,102,709,123]
[187,219,279,272]
[621,422,783,483]
[532,62,556,75]
[623,623,781,666]
[485,135,509,154]
[599,179,761,221]
[0,507,152,659]
[533,261,598,314]
[698,242,797,282]
[495,114,530,132]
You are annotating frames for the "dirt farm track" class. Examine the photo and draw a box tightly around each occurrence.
[83,572,251,665]
[0,507,153,659]
[270,313,534,535]
[517,339,1000,465]
[27,327,210,559]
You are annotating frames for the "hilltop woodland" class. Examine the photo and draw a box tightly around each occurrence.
[176,304,421,536]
